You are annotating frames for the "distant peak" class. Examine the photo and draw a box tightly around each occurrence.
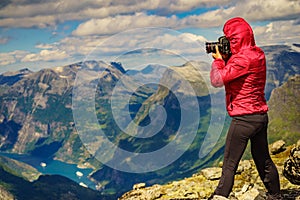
[2,68,33,76]
[19,68,33,74]
[110,62,126,74]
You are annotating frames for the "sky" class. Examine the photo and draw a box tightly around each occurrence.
[0,0,300,73]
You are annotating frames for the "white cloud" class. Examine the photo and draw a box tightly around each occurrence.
[0,50,28,66]
[21,49,69,62]
[178,0,300,29]
[0,29,208,68]
[0,0,177,28]
[238,0,300,21]
[0,15,57,28]
[153,0,231,13]
[21,53,39,62]
[71,0,300,37]
[253,19,300,45]
[1,0,300,69]
[0,35,105,66]
[0,0,228,19]
[186,0,300,27]
[0,53,17,66]
[2,17,297,68]
[72,13,179,36]
[0,0,115,18]
[179,33,207,43]
[1,0,299,29]
[71,28,209,63]
[58,36,106,56]
[35,43,56,49]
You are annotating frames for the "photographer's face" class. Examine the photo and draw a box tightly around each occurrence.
[229,36,242,54]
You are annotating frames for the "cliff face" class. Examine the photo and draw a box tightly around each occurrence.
[0,61,126,168]
[263,44,300,99]
[268,74,300,145]
[119,141,300,200]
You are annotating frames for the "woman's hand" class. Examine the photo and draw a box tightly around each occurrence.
[212,45,223,60]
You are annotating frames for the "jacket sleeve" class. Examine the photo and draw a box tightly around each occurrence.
[210,54,251,88]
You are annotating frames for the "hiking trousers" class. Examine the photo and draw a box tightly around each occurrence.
[214,113,280,197]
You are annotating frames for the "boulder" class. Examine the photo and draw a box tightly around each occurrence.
[283,145,300,185]
[270,140,286,155]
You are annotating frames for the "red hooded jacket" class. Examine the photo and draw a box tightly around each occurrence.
[210,17,268,116]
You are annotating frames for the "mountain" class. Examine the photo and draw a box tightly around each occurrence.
[268,74,300,145]
[126,64,167,76]
[0,60,157,197]
[0,44,299,198]
[0,68,32,86]
[263,44,300,99]
[0,60,136,166]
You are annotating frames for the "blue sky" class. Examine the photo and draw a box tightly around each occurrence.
[0,0,300,73]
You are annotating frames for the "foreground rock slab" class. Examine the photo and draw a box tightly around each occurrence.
[119,141,300,200]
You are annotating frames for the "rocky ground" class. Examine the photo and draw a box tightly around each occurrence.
[0,185,14,200]
[119,140,300,200]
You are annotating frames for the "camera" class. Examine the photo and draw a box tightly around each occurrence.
[206,36,231,55]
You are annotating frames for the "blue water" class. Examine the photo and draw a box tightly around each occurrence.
[0,153,97,190]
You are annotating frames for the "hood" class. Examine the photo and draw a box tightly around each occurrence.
[223,17,255,54]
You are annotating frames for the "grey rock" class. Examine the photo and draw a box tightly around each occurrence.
[236,160,252,174]
[270,140,286,155]
[133,183,146,190]
[283,145,300,185]
[210,195,229,200]
[241,184,250,193]
[201,167,222,180]
[239,188,265,200]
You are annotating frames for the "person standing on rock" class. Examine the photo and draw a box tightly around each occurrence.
[209,17,281,200]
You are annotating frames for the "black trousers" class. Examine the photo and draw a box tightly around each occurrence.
[214,113,280,197]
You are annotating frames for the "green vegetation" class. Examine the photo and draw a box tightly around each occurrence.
[268,75,300,145]
[33,94,72,124]
[0,156,40,181]
[0,166,111,200]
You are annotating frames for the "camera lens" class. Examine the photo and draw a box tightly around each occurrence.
[205,42,217,54]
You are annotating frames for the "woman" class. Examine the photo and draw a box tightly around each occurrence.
[209,17,281,200]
